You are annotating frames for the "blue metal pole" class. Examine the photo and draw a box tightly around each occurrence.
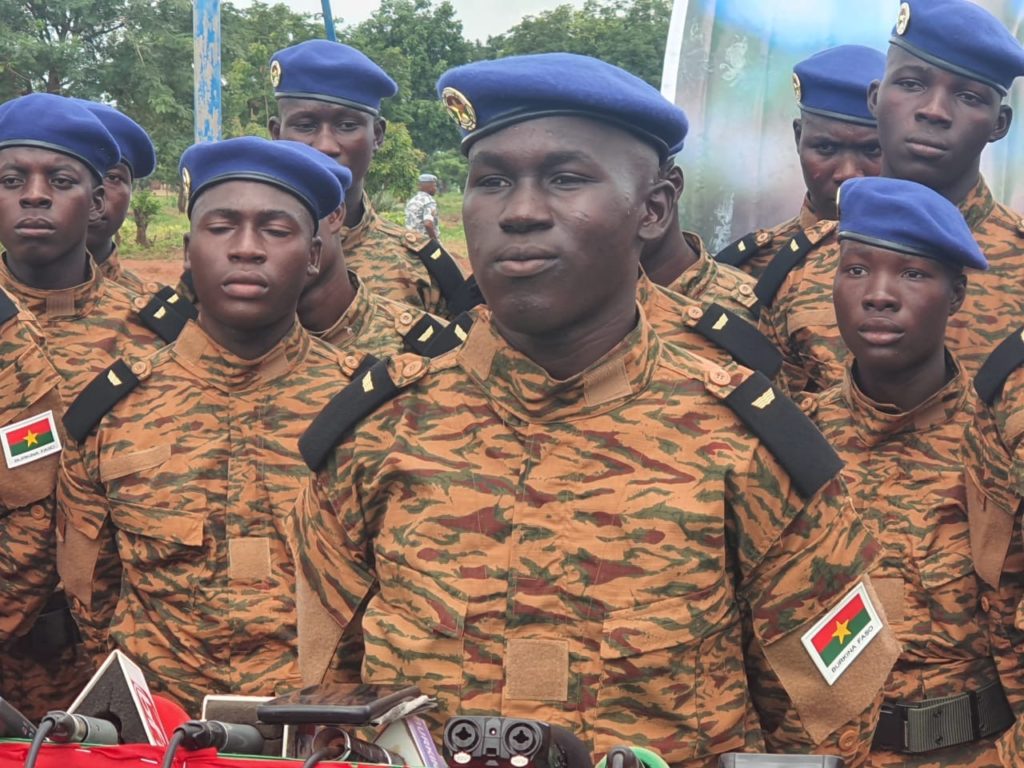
[193,0,222,142]
[321,0,337,41]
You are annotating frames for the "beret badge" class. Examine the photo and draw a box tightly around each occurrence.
[896,2,911,35]
[270,59,282,88]
[442,87,477,131]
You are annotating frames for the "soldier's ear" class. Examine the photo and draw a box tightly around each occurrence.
[308,236,323,275]
[182,234,191,271]
[949,271,967,315]
[990,105,1012,143]
[867,80,881,118]
[268,116,281,140]
[637,177,675,244]
[792,118,802,149]
[373,118,387,151]
[90,181,106,221]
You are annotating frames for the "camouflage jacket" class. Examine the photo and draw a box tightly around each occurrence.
[342,192,466,318]
[667,231,759,320]
[293,308,899,768]
[95,245,147,296]
[312,271,447,358]
[809,361,1004,767]
[0,289,63,645]
[57,321,359,715]
[714,197,820,279]
[758,178,1024,395]
[0,256,167,397]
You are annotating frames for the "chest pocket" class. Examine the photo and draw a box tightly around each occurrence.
[916,543,978,628]
[593,582,748,763]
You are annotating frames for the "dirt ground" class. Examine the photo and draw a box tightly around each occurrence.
[123,258,183,285]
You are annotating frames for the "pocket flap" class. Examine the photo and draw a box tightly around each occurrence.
[918,544,975,591]
[100,444,171,482]
[375,555,468,638]
[111,500,204,546]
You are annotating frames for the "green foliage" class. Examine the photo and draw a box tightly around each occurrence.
[426,149,468,193]
[130,185,162,246]
[366,121,424,202]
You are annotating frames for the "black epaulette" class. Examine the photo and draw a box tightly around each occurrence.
[402,314,447,355]
[754,231,816,308]
[155,284,198,320]
[724,371,843,498]
[409,239,467,305]
[695,303,782,378]
[137,293,189,343]
[447,274,485,316]
[424,311,474,357]
[0,287,17,326]
[715,232,767,267]
[299,359,401,471]
[975,329,1024,405]
[63,360,142,442]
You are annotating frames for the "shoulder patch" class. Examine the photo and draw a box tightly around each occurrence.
[136,293,188,343]
[299,356,427,471]
[754,220,838,308]
[62,360,142,442]
[0,287,17,326]
[695,303,782,378]
[155,284,198,320]
[402,314,447,355]
[975,328,1024,405]
[714,232,767,267]
[425,311,474,357]
[723,371,843,498]
[410,239,468,305]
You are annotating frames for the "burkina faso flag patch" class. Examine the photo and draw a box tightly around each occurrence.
[1,410,61,469]
[801,581,882,685]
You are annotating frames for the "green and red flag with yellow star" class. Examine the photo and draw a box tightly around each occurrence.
[1,410,61,468]
[801,581,883,685]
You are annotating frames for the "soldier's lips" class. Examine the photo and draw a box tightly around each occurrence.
[13,217,55,237]
[492,251,558,278]
[904,137,948,160]
[857,318,904,345]
[222,272,269,299]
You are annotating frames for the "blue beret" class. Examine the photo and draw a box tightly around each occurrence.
[793,45,886,126]
[270,40,397,116]
[0,93,118,179]
[436,53,689,159]
[179,137,343,229]
[274,139,353,197]
[889,0,1024,95]
[838,177,986,271]
[70,100,156,179]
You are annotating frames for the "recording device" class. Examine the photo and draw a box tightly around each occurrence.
[718,756,844,768]
[256,684,425,726]
[303,725,403,768]
[603,748,640,768]
[159,720,266,768]
[201,695,289,757]
[0,697,36,739]
[442,717,591,768]
[375,715,446,768]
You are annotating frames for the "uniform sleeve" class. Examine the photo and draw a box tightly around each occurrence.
[55,437,121,658]
[730,447,899,767]
[757,276,811,397]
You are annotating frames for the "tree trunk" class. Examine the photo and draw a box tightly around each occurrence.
[133,211,151,246]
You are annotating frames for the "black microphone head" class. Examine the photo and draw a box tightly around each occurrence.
[210,721,265,755]
[547,724,591,768]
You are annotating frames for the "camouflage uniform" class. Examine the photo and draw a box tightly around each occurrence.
[95,246,147,296]
[714,197,820,279]
[313,271,447,358]
[342,192,467,318]
[669,231,759,320]
[293,308,899,768]
[57,321,359,715]
[758,178,1024,395]
[808,361,1005,767]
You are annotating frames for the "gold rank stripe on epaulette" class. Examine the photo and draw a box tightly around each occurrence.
[0,286,17,326]
[424,311,474,357]
[62,359,143,442]
[723,371,843,499]
[299,357,428,471]
[155,284,198,320]
[754,220,839,308]
[714,231,771,267]
[137,294,189,343]
[693,303,782,378]
[402,314,447,355]
[974,327,1024,405]
[408,238,469,306]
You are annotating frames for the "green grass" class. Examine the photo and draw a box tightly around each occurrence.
[120,189,468,261]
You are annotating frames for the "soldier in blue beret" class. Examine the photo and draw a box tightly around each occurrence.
[70,100,158,296]
[262,39,469,320]
[715,45,885,278]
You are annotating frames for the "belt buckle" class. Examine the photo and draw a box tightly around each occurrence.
[904,693,975,753]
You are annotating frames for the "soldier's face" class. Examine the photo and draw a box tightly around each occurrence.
[463,116,672,341]
[833,240,964,377]
[794,114,881,219]
[184,181,321,347]
[868,46,1011,198]
[0,147,100,269]
[87,161,132,253]
[270,98,383,189]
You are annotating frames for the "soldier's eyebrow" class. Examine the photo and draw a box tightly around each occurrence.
[471,148,595,170]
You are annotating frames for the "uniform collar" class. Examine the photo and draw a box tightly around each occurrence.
[456,306,660,423]
[959,176,995,231]
[797,195,821,230]
[312,270,374,349]
[0,253,105,320]
[339,190,377,250]
[671,230,719,298]
[95,244,123,284]
[841,353,968,448]
[170,319,311,393]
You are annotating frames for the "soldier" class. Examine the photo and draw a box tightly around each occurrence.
[405,173,440,239]
[74,100,158,296]
[804,176,1009,766]
[715,45,884,278]
[757,0,1024,395]
[56,137,364,715]
[0,93,173,716]
[293,53,899,767]
[263,39,470,318]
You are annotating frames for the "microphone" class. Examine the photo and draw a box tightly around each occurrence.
[160,720,265,768]
[305,726,403,768]
[44,711,120,745]
[595,747,669,768]
[0,697,36,739]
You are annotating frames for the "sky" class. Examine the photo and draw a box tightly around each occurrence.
[263,0,589,41]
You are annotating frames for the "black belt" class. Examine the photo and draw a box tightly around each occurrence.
[10,591,81,661]
[873,679,1014,754]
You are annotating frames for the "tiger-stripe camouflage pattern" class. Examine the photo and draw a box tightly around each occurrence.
[759,178,1024,395]
[342,192,466,318]
[313,271,447,356]
[0,257,167,398]
[807,362,1004,767]
[95,246,147,296]
[715,197,819,279]
[668,232,759,319]
[293,307,899,767]
[57,321,357,715]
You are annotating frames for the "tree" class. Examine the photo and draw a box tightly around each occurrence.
[130,185,161,246]
[365,121,424,205]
